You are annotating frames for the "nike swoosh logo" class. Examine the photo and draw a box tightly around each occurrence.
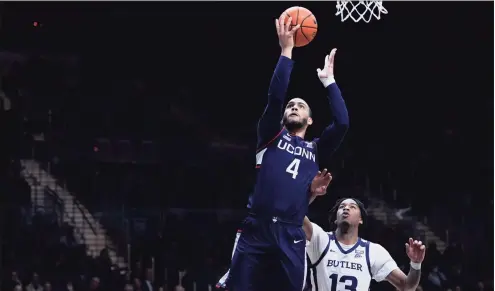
[294,240,304,244]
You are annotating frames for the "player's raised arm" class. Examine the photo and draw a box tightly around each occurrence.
[304,170,332,240]
[314,49,350,157]
[384,239,425,291]
[302,216,313,241]
[257,16,300,149]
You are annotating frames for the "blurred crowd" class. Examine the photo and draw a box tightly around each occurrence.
[0,45,492,291]
[1,167,492,291]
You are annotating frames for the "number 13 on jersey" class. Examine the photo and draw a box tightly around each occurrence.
[286,158,300,179]
[330,274,358,291]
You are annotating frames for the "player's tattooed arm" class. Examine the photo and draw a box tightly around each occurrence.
[386,268,421,291]
[405,268,422,291]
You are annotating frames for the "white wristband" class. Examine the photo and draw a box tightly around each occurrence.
[410,261,421,270]
[321,77,336,88]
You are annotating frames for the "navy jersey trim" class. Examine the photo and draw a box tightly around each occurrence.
[305,255,313,291]
[306,254,321,291]
[334,235,362,254]
[365,240,372,277]
[312,267,319,291]
[256,128,285,153]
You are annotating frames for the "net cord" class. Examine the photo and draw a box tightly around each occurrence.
[335,1,388,23]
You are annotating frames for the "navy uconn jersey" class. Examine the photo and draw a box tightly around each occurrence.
[247,56,349,223]
[251,128,319,224]
[306,224,399,291]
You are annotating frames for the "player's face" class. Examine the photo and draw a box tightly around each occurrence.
[335,198,363,226]
[282,98,313,130]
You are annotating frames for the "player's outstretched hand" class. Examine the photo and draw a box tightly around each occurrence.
[317,48,337,87]
[405,238,426,263]
[275,15,300,50]
[311,169,332,196]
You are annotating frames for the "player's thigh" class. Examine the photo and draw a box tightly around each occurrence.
[228,251,271,291]
[278,226,307,291]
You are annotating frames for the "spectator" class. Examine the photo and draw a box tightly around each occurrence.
[9,271,22,290]
[89,277,100,291]
[449,264,464,288]
[25,272,43,291]
[143,268,155,291]
[426,242,442,270]
[444,241,464,266]
[427,265,447,290]
[66,282,75,291]
[134,278,143,291]
[174,271,186,291]
[44,282,52,291]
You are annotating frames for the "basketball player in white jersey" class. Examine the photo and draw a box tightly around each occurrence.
[303,198,425,291]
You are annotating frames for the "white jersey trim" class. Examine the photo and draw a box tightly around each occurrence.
[255,148,267,167]
[216,230,242,289]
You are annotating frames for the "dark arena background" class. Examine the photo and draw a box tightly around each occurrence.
[0,1,493,291]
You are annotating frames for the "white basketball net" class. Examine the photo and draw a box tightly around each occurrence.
[336,1,388,23]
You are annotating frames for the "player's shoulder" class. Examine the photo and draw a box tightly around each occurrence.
[256,128,288,152]
[310,137,320,146]
[310,222,329,235]
[363,239,391,256]
[305,139,318,150]
[363,239,398,280]
[309,223,332,244]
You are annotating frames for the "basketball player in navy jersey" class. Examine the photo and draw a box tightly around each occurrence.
[217,171,332,290]
[303,198,425,291]
[227,15,349,291]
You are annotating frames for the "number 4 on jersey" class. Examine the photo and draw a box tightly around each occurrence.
[286,158,301,179]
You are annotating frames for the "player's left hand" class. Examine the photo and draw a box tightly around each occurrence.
[405,238,426,263]
[317,48,337,87]
[311,169,332,196]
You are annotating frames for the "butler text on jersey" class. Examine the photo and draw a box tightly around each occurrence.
[327,260,364,272]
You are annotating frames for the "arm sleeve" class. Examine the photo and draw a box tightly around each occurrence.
[370,243,399,282]
[314,83,349,157]
[306,222,329,264]
[257,55,294,149]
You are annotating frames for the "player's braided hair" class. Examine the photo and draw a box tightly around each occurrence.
[328,197,367,226]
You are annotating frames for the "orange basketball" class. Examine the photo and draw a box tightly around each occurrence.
[282,6,318,47]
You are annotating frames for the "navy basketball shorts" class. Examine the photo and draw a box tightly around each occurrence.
[216,230,242,290]
[227,216,307,291]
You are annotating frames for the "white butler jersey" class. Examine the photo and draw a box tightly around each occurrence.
[306,223,399,291]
